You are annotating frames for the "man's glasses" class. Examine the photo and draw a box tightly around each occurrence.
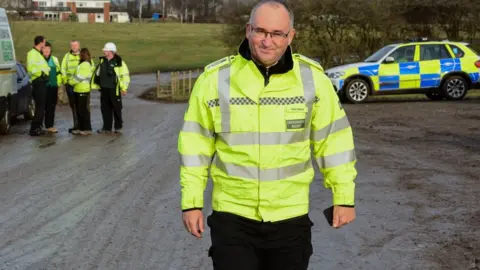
[250,26,290,42]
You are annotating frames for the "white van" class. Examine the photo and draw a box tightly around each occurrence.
[0,8,16,134]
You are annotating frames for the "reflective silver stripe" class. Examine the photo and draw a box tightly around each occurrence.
[300,63,316,132]
[213,156,312,181]
[311,116,351,141]
[74,75,86,82]
[218,66,231,132]
[316,149,356,169]
[181,154,213,167]
[217,131,307,146]
[66,53,70,74]
[181,121,215,138]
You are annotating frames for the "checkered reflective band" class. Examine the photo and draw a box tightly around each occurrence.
[259,96,305,105]
[230,97,257,105]
[207,95,319,108]
[207,99,220,108]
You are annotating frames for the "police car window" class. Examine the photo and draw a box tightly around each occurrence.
[449,45,465,58]
[420,45,451,61]
[387,45,415,63]
[364,45,396,62]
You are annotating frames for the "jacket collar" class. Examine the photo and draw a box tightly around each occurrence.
[100,54,123,66]
[238,38,294,79]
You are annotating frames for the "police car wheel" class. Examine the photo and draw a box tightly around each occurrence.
[345,79,369,104]
[442,76,468,100]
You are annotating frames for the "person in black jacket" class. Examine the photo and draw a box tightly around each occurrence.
[91,42,130,135]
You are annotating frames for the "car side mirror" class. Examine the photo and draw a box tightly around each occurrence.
[384,56,395,64]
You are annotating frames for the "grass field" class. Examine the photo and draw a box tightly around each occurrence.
[10,21,229,74]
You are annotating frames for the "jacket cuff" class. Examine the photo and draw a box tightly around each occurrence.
[332,192,355,206]
[182,208,203,212]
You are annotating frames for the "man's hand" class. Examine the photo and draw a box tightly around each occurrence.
[121,90,127,96]
[332,206,355,228]
[182,209,204,238]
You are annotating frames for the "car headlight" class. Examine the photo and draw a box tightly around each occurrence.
[327,71,345,79]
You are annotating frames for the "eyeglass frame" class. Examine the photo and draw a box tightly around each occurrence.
[248,24,292,40]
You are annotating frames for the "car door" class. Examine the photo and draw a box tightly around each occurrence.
[418,44,454,88]
[378,45,419,91]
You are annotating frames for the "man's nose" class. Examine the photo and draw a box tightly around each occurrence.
[261,35,273,47]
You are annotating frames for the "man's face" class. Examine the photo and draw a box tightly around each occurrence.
[103,50,114,59]
[39,39,46,50]
[246,4,295,67]
[42,46,51,58]
[70,41,80,53]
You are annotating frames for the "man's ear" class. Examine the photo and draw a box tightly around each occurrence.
[287,29,296,45]
[245,23,251,39]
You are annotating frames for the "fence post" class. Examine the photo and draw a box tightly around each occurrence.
[156,70,161,98]
[189,70,192,95]
[183,71,186,96]
[170,71,175,98]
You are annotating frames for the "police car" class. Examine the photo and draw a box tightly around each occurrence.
[325,39,480,103]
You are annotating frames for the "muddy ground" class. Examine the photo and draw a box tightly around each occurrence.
[0,73,479,270]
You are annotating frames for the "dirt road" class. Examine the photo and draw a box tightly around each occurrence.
[0,73,478,270]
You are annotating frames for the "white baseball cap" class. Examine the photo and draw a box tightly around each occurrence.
[102,42,117,53]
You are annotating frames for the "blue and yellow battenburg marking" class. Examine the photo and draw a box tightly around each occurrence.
[337,44,480,92]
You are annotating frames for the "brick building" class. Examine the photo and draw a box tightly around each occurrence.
[31,0,113,23]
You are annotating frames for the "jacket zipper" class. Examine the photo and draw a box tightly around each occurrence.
[258,67,269,222]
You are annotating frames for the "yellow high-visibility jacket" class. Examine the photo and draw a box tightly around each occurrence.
[178,45,358,222]
[90,54,130,96]
[68,61,93,93]
[26,48,50,82]
[61,51,80,85]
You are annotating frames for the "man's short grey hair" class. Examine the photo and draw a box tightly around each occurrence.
[248,0,294,28]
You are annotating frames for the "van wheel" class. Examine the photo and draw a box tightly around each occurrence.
[426,92,444,101]
[345,78,370,104]
[442,76,468,100]
[24,98,35,120]
[0,107,10,135]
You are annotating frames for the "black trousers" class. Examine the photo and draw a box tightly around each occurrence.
[66,84,78,129]
[74,92,91,131]
[100,88,123,130]
[30,79,47,132]
[44,86,58,128]
[207,211,313,270]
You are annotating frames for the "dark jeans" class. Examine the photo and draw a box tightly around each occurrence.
[44,86,58,128]
[74,92,91,131]
[66,84,78,129]
[30,79,47,132]
[207,211,313,270]
[100,88,123,130]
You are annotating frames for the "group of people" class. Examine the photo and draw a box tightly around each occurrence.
[26,36,130,136]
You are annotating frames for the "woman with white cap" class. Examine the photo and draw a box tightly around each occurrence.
[91,42,130,134]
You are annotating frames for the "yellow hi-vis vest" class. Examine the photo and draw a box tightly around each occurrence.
[178,52,358,222]
[68,61,93,93]
[26,48,50,82]
[61,52,80,85]
[90,56,130,96]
